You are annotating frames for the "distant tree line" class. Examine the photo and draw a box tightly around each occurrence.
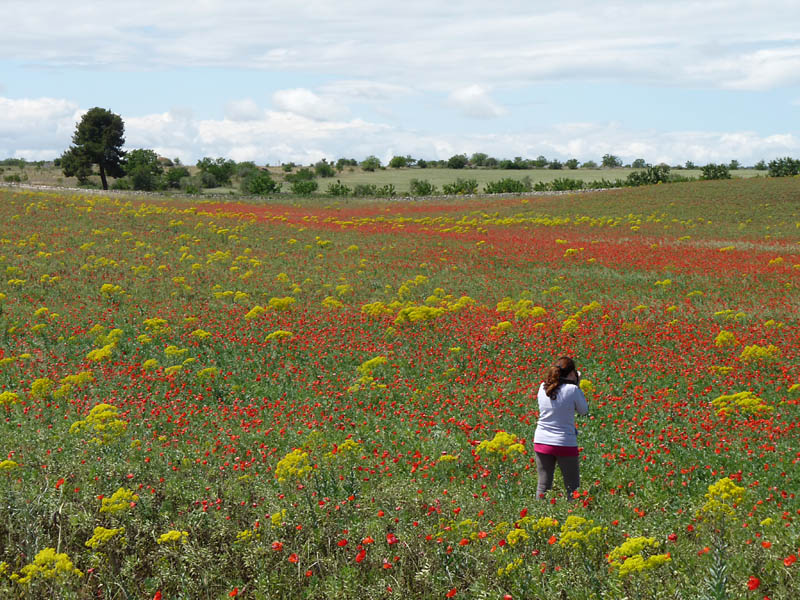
[3,107,800,195]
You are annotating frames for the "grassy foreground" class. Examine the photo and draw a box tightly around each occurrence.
[0,177,798,599]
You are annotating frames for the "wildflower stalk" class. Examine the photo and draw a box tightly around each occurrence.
[705,526,729,600]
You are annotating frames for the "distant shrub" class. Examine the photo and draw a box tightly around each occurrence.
[326,180,352,196]
[548,159,563,170]
[314,160,336,178]
[285,168,315,183]
[353,184,378,197]
[196,157,236,186]
[753,160,767,171]
[110,177,131,190]
[483,178,530,194]
[586,178,625,189]
[360,155,381,172]
[165,166,190,188]
[625,165,671,187]
[290,180,318,195]
[441,178,478,195]
[199,171,218,188]
[768,157,800,177]
[3,173,22,183]
[409,179,437,196]
[549,177,584,191]
[281,162,296,172]
[236,161,259,179]
[700,163,731,180]
[376,184,396,197]
[242,170,281,195]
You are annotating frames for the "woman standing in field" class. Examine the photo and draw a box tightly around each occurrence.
[533,356,589,500]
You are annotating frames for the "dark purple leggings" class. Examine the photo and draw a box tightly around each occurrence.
[535,452,580,500]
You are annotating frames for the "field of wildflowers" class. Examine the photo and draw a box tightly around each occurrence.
[0,177,797,599]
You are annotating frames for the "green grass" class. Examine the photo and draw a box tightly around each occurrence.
[303,167,760,195]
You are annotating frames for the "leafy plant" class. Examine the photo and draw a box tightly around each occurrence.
[701,164,732,181]
[408,178,437,196]
[441,179,478,195]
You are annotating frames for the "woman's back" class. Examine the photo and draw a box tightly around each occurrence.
[534,382,588,447]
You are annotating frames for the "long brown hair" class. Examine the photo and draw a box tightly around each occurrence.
[544,356,576,399]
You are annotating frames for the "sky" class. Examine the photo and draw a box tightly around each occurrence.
[1,0,799,166]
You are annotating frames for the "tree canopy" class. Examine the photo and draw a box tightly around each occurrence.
[60,107,125,189]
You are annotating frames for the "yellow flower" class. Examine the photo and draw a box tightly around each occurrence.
[558,516,607,550]
[275,449,312,483]
[506,528,529,546]
[196,367,218,380]
[70,403,127,445]
[358,356,387,376]
[0,391,19,406]
[321,296,344,310]
[740,344,781,363]
[99,487,139,514]
[714,330,737,348]
[85,526,125,550]
[268,297,296,311]
[0,459,19,471]
[711,391,772,418]
[475,431,526,457]
[12,548,82,584]
[265,330,293,341]
[271,509,287,527]
[30,378,55,400]
[698,477,745,521]
[490,321,512,335]
[157,530,188,545]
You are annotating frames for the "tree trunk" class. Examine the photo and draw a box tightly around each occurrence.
[99,163,108,190]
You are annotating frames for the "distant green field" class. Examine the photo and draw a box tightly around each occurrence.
[322,167,759,194]
[0,163,761,197]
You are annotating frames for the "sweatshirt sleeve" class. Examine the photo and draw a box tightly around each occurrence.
[573,386,589,416]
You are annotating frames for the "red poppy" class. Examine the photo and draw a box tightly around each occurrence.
[747,576,760,591]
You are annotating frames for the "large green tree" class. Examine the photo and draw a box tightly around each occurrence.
[60,107,125,190]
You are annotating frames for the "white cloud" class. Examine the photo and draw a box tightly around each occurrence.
[447,85,507,119]
[271,88,348,121]
[4,1,800,91]
[0,97,80,157]
[319,80,413,101]
[224,98,264,122]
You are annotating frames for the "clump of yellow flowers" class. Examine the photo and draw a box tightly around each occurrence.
[714,330,737,348]
[70,403,127,445]
[157,530,189,545]
[711,391,773,418]
[85,526,125,550]
[558,515,607,551]
[740,344,781,364]
[99,487,139,515]
[275,448,313,483]
[10,548,82,585]
[697,477,745,522]
[608,537,671,577]
[475,431,525,457]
